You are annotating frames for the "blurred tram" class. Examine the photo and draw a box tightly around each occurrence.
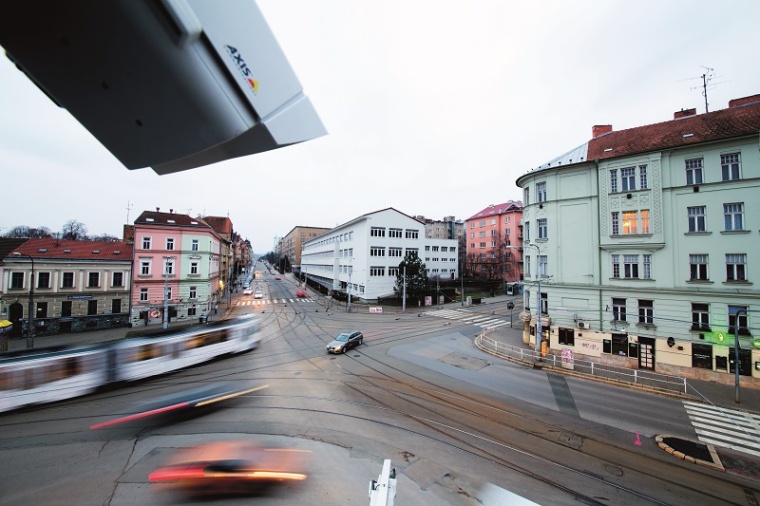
[0,316,261,414]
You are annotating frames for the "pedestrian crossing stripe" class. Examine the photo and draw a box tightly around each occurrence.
[235,298,314,306]
[684,401,760,458]
[425,309,509,329]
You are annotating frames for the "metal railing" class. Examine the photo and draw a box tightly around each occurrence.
[476,332,688,394]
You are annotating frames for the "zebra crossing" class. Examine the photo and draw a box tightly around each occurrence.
[684,400,760,458]
[424,308,510,329]
[236,298,315,306]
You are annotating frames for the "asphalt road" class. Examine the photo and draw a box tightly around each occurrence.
[1,271,759,505]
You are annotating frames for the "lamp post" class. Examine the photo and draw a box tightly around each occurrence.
[12,252,35,348]
[508,242,542,351]
[347,261,353,313]
[734,308,748,404]
[163,256,174,330]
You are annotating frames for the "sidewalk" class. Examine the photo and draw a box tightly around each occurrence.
[468,295,760,414]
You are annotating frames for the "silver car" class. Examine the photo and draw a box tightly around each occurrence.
[326,331,363,354]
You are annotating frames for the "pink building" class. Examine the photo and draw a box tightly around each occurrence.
[464,201,523,287]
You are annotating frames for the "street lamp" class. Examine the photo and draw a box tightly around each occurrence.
[12,251,35,348]
[163,256,175,330]
[734,308,748,404]
[347,260,353,313]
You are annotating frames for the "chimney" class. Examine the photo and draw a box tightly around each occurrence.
[592,125,612,138]
[156,207,160,212]
[673,108,697,119]
[170,208,174,214]
[728,94,760,108]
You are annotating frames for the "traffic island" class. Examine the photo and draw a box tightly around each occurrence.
[656,435,724,471]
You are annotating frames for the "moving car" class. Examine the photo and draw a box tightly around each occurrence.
[295,290,306,298]
[275,276,282,280]
[326,331,363,354]
[254,289,264,299]
[243,288,253,295]
[149,440,309,495]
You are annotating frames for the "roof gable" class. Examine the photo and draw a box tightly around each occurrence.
[9,238,133,261]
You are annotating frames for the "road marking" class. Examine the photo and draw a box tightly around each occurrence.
[684,401,760,457]
[424,308,510,329]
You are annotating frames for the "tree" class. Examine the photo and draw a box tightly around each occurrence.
[394,252,428,305]
[61,220,88,240]
[89,233,120,242]
[3,225,51,238]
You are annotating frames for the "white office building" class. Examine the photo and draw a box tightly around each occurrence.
[301,208,459,302]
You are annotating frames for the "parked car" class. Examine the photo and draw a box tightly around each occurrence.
[326,331,363,354]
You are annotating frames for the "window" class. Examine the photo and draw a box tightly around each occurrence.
[61,301,72,317]
[640,210,650,234]
[479,220,486,227]
[87,300,98,315]
[166,238,174,250]
[612,298,627,321]
[689,254,709,280]
[611,212,619,235]
[537,182,547,203]
[558,328,575,346]
[88,272,100,288]
[721,153,741,181]
[611,255,620,278]
[540,292,548,313]
[370,266,385,276]
[405,248,418,257]
[112,299,122,314]
[389,267,398,276]
[621,167,636,191]
[687,206,706,232]
[638,300,654,324]
[490,230,496,237]
[187,307,196,316]
[728,306,750,336]
[611,333,628,356]
[370,227,386,237]
[389,247,402,257]
[142,236,151,250]
[479,242,486,248]
[538,219,547,239]
[189,286,197,299]
[164,258,175,275]
[643,254,652,279]
[639,165,648,189]
[623,255,639,278]
[11,272,24,289]
[370,247,385,256]
[622,212,637,234]
[538,255,548,277]
[140,260,150,276]
[524,221,530,242]
[692,303,710,331]
[723,203,744,231]
[112,272,123,287]
[192,239,199,251]
[525,255,531,277]
[405,229,419,239]
[140,288,148,301]
[490,218,496,226]
[62,272,74,288]
[524,187,530,206]
[685,158,703,185]
[166,287,172,300]
[479,231,486,238]
[726,254,747,281]
[610,169,618,193]
[37,272,50,289]
[36,302,48,318]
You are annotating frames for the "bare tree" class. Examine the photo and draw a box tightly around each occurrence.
[3,225,51,238]
[61,220,88,240]
[89,233,120,242]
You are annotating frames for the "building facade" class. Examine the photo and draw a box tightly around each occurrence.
[516,94,760,382]
[301,208,459,302]
[464,201,524,286]
[2,237,133,336]
[280,225,330,271]
[130,210,222,326]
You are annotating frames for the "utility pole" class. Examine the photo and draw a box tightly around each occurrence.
[402,265,407,313]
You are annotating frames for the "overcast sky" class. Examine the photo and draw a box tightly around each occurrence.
[2,0,759,254]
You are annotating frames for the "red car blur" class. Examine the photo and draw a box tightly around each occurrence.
[149,440,309,495]
[295,290,306,298]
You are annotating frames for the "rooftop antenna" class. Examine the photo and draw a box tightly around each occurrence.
[126,201,134,224]
[699,66,714,113]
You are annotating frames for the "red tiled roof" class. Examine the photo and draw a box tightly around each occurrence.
[134,210,210,228]
[466,201,523,221]
[203,216,233,235]
[587,98,760,161]
[10,238,133,261]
